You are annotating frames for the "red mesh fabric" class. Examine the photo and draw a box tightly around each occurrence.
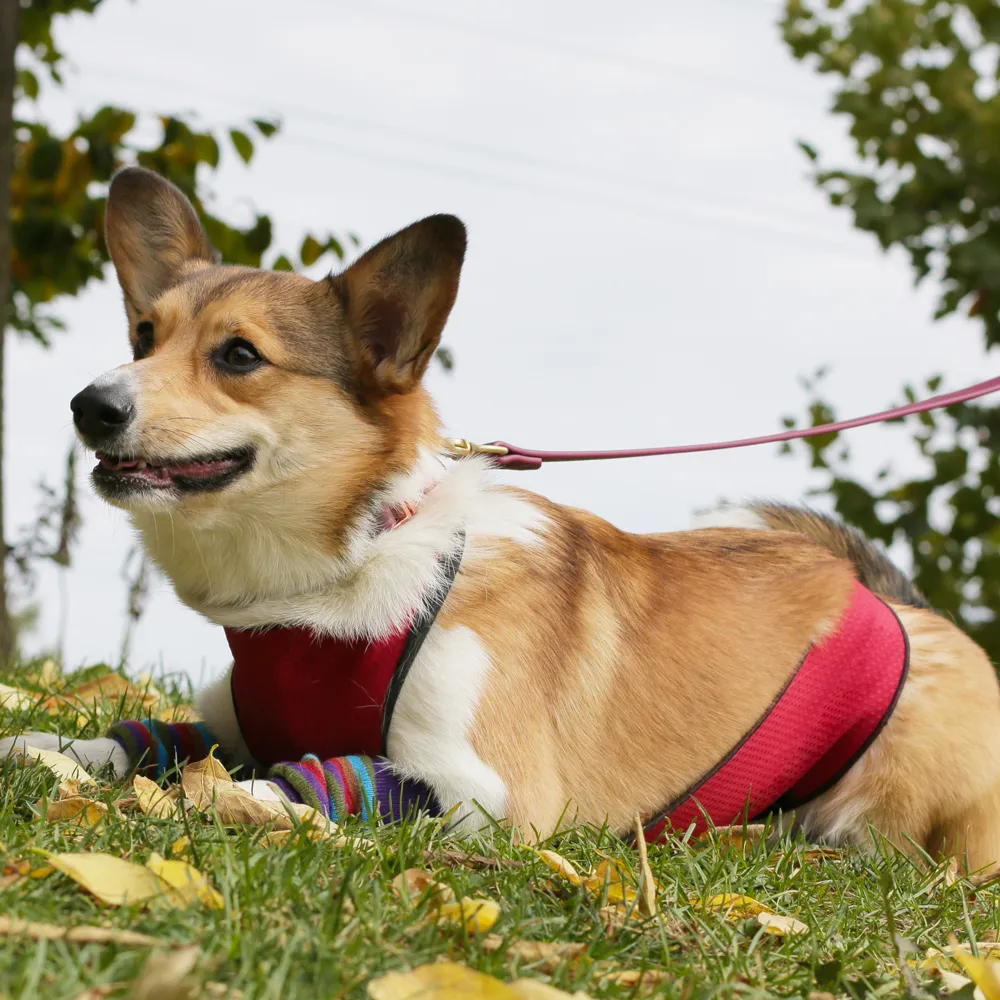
[644,581,908,842]
[227,624,409,766]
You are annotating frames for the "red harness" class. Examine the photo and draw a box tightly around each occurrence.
[643,580,909,840]
[227,540,464,767]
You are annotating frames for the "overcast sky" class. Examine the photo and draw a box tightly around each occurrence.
[9,0,987,685]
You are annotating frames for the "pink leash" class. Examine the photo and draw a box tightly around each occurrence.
[446,374,1000,471]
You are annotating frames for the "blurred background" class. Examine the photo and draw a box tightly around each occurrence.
[3,0,995,684]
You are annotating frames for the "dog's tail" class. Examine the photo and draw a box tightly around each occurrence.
[693,501,931,610]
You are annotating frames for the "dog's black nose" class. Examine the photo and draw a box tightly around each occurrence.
[70,383,135,445]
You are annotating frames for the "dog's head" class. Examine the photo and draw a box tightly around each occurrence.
[74,168,465,539]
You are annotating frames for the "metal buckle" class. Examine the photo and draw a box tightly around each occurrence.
[444,438,510,459]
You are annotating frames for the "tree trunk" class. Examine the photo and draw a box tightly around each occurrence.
[0,0,18,668]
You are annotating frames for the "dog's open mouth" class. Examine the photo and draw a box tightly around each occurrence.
[92,447,255,495]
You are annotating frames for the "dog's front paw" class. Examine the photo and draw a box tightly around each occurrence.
[234,778,284,803]
[0,733,130,779]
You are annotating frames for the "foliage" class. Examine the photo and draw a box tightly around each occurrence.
[779,0,1000,661]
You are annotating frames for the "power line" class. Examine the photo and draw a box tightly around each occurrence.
[73,66,849,255]
[318,0,807,109]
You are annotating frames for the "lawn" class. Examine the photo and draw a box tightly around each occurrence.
[0,659,997,1000]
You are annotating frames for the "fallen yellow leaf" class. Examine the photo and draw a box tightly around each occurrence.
[18,744,95,785]
[44,850,171,907]
[0,914,167,947]
[45,796,107,829]
[696,823,769,850]
[0,681,35,711]
[392,868,456,905]
[952,942,1000,1000]
[131,945,199,1000]
[633,813,658,918]
[146,852,224,910]
[180,747,232,800]
[432,898,501,933]
[757,911,809,936]
[370,965,591,1000]
[530,849,583,884]
[694,893,770,917]
[134,775,182,819]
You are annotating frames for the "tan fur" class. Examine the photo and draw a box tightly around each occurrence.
[79,167,1000,871]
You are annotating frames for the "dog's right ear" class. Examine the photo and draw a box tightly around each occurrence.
[105,167,216,319]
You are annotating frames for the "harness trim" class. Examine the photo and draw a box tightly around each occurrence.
[381,532,466,751]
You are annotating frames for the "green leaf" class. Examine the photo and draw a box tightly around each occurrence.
[229,129,254,165]
[252,118,280,138]
[272,255,294,272]
[299,234,325,268]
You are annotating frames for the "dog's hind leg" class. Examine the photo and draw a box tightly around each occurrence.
[797,604,1000,873]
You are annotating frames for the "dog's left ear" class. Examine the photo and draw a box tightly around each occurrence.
[327,214,466,395]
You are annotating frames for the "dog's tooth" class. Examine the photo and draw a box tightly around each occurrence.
[136,459,147,470]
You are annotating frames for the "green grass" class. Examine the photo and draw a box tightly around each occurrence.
[0,661,997,1000]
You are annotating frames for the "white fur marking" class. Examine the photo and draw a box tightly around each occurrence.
[386,624,507,831]
[196,666,257,773]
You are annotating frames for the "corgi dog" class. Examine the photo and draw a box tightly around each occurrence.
[5,166,1000,870]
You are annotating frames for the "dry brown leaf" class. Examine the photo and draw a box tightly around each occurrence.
[0,914,167,947]
[511,982,592,1000]
[423,849,524,871]
[131,945,200,1000]
[368,962,587,1000]
[133,776,182,819]
[180,748,232,803]
[697,823,769,850]
[204,985,244,999]
[156,704,201,724]
[146,853,224,910]
[633,813,658,917]
[45,796,108,829]
[601,969,666,990]
[62,672,161,712]
[504,940,587,973]
[392,868,456,905]
[182,751,297,829]
[72,985,123,1000]
[58,778,84,799]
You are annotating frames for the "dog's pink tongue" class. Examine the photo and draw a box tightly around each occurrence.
[169,457,239,478]
[98,455,139,471]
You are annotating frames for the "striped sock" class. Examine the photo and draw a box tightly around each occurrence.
[268,755,439,823]
[107,719,217,779]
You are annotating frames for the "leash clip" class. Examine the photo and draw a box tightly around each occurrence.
[444,438,510,459]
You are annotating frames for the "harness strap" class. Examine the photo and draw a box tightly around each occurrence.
[642,583,910,842]
[381,532,466,750]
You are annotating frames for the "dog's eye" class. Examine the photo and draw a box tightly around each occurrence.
[133,321,154,361]
[216,338,264,374]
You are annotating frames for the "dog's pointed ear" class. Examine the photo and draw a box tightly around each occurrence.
[327,214,466,395]
[105,166,216,317]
